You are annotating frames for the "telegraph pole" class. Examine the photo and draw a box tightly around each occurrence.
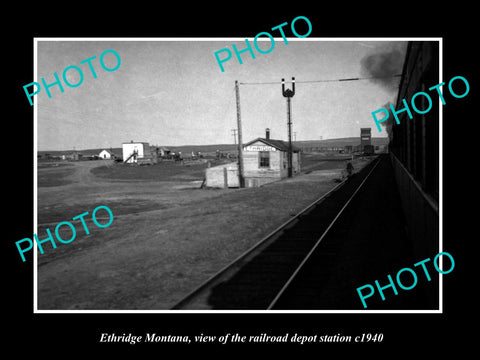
[235,81,245,188]
[282,77,295,178]
[231,128,237,144]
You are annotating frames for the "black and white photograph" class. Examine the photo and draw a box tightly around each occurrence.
[5,7,473,354]
[32,38,442,312]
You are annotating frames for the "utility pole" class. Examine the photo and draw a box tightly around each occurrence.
[235,80,245,188]
[231,128,237,144]
[282,77,295,178]
[294,132,297,142]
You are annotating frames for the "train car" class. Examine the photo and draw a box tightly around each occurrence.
[389,41,440,305]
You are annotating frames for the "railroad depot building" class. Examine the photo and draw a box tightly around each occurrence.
[206,130,301,188]
[242,135,301,187]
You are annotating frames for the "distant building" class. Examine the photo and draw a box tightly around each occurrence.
[158,147,171,157]
[122,141,150,163]
[99,149,115,159]
[65,151,82,161]
[360,128,372,150]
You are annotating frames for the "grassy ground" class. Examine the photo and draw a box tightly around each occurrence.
[36,154,374,310]
[37,163,76,187]
[91,160,210,182]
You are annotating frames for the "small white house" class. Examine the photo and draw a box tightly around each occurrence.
[99,149,115,159]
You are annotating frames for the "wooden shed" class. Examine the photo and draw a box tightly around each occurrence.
[205,163,239,188]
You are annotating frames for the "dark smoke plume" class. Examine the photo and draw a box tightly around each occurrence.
[361,49,404,93]
[379,102,394,140]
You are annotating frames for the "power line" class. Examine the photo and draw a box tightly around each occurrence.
[239,74,401,86]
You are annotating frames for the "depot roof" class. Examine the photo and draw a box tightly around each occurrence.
[243,138,300,152]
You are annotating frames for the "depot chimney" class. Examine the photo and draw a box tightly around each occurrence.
[266,128,270,140]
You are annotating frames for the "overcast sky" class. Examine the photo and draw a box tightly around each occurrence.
[36,39,407,151]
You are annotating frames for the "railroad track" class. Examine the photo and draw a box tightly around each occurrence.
[172,155,383,310]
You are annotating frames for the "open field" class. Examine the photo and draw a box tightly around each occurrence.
[36,154,375,310]
[37,163,76,187]
[91,160,210,182]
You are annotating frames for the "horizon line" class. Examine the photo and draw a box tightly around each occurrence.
[37,136,389,153]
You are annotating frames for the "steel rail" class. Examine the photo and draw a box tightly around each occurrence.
[171,174,349,310]
[266,156,382,309]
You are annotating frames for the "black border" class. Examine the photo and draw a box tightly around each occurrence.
[6,5,472,354]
